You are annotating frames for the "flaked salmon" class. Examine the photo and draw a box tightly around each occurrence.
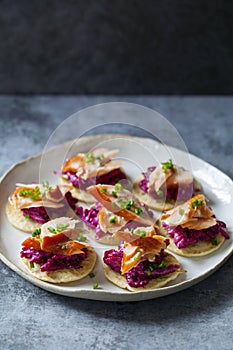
[161,194,216,230]
[62,148,123,180]
[148,161,193,194]
[88,184,155,226]
[22,217,88,256]
[116,227,168,274]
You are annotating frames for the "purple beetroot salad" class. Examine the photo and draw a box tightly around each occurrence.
[20,247,88,272]
[103,245,179,288]
[162,220,229,249]
[63,168,127,190]
[139,166,199,202]
[76,202,154,240]
[21,192,78,224]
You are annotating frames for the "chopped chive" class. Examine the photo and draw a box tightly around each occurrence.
[109,215,116,224]
[25,214,30,219]
[61,244,66,250]
[134,208,143,215]
[134,256,140,261]
[111,191,117,198]
[32,228,41,237]
[77,233,87,242]
[135,229,146,237]
[56,223,70,232]
[192,198,204,209]
[48,227,56,234]
[130,228,135,235]
[96,154,104,161]
[211,238,218,246]
[30,262,34,268]
[30,186,41,201]
[100,188,107,193]
[93,282,99,289]
[89,272,95,278]
[156,190,164,196]
[158,260,167,268]
[114,183,122,191]
[85,152,94,163]
[19,189,33,197]
[179,208,185,216]
[162,159,173,173]
[146,269,151,276]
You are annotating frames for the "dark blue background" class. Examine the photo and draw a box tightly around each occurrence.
[0,0,232,94]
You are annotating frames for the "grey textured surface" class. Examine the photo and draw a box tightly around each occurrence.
[0,1,232,94]
[0,96,232,350]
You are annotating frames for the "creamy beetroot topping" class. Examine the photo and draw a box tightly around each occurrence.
[76,184,154,240]
[103,245,179,288]
[9,182,77,223]
[63,168,127,190]
[139,162,199,202]
[103,227,180,288]
[20,217,90,272]
[161,195,229,248]
[22,192,77,224]
[20,247,87,272]
[61,148,127,188]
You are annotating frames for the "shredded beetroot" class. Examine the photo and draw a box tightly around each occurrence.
[63,168,127,189]
[139,166,199,201]
[20,247,87,272]
[163,220,229,249]
[103,246,179,288]
[21,192,78,224]
[76,201,154,240]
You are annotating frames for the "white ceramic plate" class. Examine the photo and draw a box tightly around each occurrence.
[0,135,232,302]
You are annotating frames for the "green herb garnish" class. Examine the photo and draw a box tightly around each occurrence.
[134,207,143,215]
[96,154,104,165]
[30,262,34,268]
[77,233,87,242]
[162,159,173,173]
[89,272,95,278]
[179,208,185,216]
[156,190,164,197]
[41,180,52,197]
[56,223,70,232]
[211,238,218,246]
[114,183,122,192]
[192,198,204,209]
[135,229,147,237]
[96,154,104,160]
[19,189,33,197]
[85,152,94,163]
[158,260,167,268]
[93,282,99,289]
[111,191,117,198]
[109,215,116,224]
[30,186,41,200]
[25,214,30,219]
[130,228,135,235]
[48,227,56,234]
[100,188,107,193]
[134,256,140,261]
[61,244,66,250]
[32,228,41,237]
[47,223,70,234]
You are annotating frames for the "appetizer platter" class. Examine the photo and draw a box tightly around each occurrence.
[0,134,232,302]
